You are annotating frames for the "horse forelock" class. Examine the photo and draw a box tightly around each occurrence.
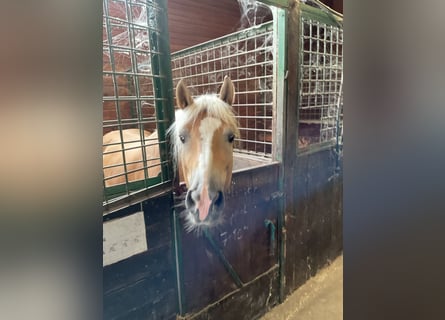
[167,94,239,172]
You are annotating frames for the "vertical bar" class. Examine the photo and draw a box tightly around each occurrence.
[321,23,326,142]
[148,0,175,183]
[125,0,150,183]
[335,26,343,172]
[103,0,131,194]
[150,0,184,316]
[328,26,335,141]
[272,8,286,162]
[271,5,289,303]
[172,208,186,316]
[280,0,301,300]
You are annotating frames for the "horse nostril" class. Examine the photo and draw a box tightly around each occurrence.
[185,191,195,209]
[186,189,200,209]
[214,191,224,208]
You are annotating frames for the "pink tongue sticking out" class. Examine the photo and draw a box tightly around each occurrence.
[198,186,212,221]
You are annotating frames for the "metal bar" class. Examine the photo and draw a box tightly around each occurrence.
[334,65,343,172]
[150,0,175,183]
[256,0,288,9]
[172,208,186,316]
[272,7,286,162]
[172,22,273,56]
[272,4,290,304]
[264,219,276,256]
[278,0,301,300]
[297,140,337,156]
[300,2,342,27]
[103,181,171,216]
[184,265,279,320]
[203,229,244,289]
[171,21,275,159]
[103,70,165,77]
[151,0,181,316]
[298,14,343,150]
[103,0,131,198]
[124,1,149,181]
[103,0,175,205]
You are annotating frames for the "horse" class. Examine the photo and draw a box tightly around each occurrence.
[103,76,239,232]
[103,129,161,187]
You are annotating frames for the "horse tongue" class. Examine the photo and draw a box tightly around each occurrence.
[198,186,212,221]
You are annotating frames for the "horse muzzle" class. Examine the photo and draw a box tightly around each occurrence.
[185,188,224,223]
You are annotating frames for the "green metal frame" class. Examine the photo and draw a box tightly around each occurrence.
[272,7,287,163]
[270,5,288,303]
[103,0,175,206]
[172,21,274,59]
[172,208,186,316]
[148,6,174,184]
[300,3,343,27]
[171,20,276,159]
[105,176,162,199]
[296,2,344,156]
[257,0,289,9]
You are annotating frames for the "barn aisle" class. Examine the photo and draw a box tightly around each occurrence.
[261,255,343,320]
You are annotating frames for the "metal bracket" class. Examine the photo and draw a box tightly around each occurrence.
[264,219,276,256]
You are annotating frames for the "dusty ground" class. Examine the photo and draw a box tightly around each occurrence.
[261,255,343,320]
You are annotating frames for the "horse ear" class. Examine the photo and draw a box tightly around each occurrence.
[219,76,235,106]
[176,79,194,109]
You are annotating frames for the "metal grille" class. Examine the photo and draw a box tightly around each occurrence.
[171,22,275,158]
[103,0,173,208]
[298,17,343,148]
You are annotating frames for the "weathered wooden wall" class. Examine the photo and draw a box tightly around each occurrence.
[280,1,343,299]
[284,148,343,296]
[102,149,343,319]
[103,195,177,320]
[178,164,282,319]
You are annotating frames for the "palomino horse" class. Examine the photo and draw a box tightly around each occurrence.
[103,76,239,231]
[103,129,160,187]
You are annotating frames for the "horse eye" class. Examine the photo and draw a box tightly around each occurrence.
[228,133,235,143]
[179,135,186,143]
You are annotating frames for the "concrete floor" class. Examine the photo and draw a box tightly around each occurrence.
[261,255,343,320]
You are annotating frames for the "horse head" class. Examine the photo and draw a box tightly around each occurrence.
[169,76,239,232]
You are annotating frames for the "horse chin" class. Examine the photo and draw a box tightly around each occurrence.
[182,205,225,235]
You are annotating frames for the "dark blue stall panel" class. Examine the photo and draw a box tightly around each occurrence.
[179,164,282,318]
[284,147,343,296]
[103,195,177,320]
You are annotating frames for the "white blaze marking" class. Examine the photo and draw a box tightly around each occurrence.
[192,117,221,220]
[198,117,222,174]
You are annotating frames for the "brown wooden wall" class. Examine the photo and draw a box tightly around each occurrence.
[320,0,343,13]
[167,0,341,54]
[167,0,274,53]
[167,0,241,53]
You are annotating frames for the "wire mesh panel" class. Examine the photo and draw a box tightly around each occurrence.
[103,0,174,210]
[171,22,275,158]
[298,15,343,149]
